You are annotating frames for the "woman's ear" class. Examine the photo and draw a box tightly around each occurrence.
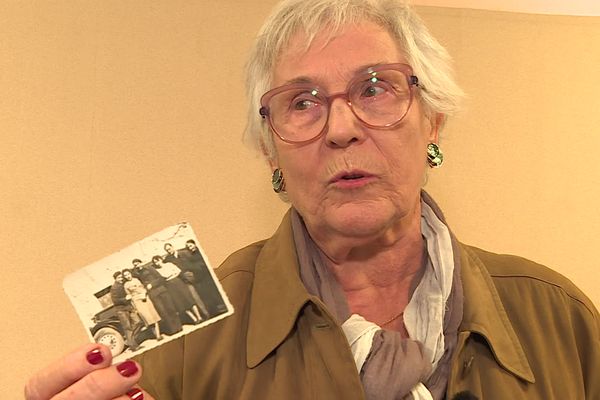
[268,159,278,173]
[429,113,445,143]
[260,139,278,172]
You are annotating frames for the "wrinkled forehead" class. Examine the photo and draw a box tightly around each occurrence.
[272,22,405,87]
[275,18,400,62]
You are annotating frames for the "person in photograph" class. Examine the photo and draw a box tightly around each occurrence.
[163,243,209,318]
[109,271,141,352]
[184,239,228,317]
[163,243,184,267]
[122,269,162,341]
[151,255,202,325]
[131,258,183,335]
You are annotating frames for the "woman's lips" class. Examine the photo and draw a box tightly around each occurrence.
[329,171,376,188]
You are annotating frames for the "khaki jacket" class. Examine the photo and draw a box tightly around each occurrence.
[138,212,600,399]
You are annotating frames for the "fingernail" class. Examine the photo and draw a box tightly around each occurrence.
[117,360,138,377]
[86,348,104,365]
[126,388,144,400]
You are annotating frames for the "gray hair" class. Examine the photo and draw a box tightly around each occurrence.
[244,0,464,162]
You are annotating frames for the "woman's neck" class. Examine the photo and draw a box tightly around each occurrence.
[322,226,425,301]
[307,204,427,330]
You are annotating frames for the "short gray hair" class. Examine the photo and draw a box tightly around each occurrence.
[244,0,464,161]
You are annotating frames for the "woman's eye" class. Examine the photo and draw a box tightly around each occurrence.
[293,99,316,110]
[362,85,387,97]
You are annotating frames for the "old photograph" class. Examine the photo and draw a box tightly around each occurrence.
[63,223,233,363]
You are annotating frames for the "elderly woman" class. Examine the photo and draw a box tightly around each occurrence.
[25,1,599,400]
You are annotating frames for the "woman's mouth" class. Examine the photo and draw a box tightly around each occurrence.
[341,173,364,180]
[329,171,376,188]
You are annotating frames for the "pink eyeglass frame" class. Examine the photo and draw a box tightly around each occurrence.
[258,63,420,144]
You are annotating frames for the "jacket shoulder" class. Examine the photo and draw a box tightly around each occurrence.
[215,239,267,279]
[463,244,598,316]
[466,245,566,279]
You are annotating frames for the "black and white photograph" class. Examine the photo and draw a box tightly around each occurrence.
[63,223,233,362]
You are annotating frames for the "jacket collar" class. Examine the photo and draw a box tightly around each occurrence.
[422,191,535,383]
[459,245,535,383]
[246,210,313,368]
[245,206,536,383]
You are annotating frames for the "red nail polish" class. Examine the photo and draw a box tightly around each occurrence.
[117,360,138,377]
[86,348,104,365]
[126,388,144,400]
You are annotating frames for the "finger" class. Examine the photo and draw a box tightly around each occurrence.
[25,343,113,400]
[113,386,156,400]
[52,359,142,400]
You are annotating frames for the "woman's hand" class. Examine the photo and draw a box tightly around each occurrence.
[25,343,154,400]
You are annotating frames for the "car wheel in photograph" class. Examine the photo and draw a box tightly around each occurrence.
[93,327,125,356]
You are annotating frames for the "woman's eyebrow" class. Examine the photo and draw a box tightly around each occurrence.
[281,62,387,86]
[282,76,313,85]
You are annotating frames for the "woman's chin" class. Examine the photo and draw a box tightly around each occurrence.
[322,203,400,238]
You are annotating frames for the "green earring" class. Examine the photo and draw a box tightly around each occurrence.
[427,143,444,168]
[272,168,286,193]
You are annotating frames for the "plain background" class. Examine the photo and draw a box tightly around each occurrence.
[415,0,600,15]
[2,1,599,397]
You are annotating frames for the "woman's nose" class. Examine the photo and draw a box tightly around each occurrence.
[324,97,366,148]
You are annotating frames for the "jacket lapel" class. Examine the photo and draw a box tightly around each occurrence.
[459,245,535,383]
[246,210,313,368]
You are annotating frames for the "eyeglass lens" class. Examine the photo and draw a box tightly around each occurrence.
[267,69,413,142]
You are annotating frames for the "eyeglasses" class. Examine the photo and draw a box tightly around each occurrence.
[259,63,420,144]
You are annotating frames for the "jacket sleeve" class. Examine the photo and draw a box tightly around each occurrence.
[573,299,600,399]
[136,337,185,399]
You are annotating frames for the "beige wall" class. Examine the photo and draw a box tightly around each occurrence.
[2,2,599,397]
[412,0,600,16]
